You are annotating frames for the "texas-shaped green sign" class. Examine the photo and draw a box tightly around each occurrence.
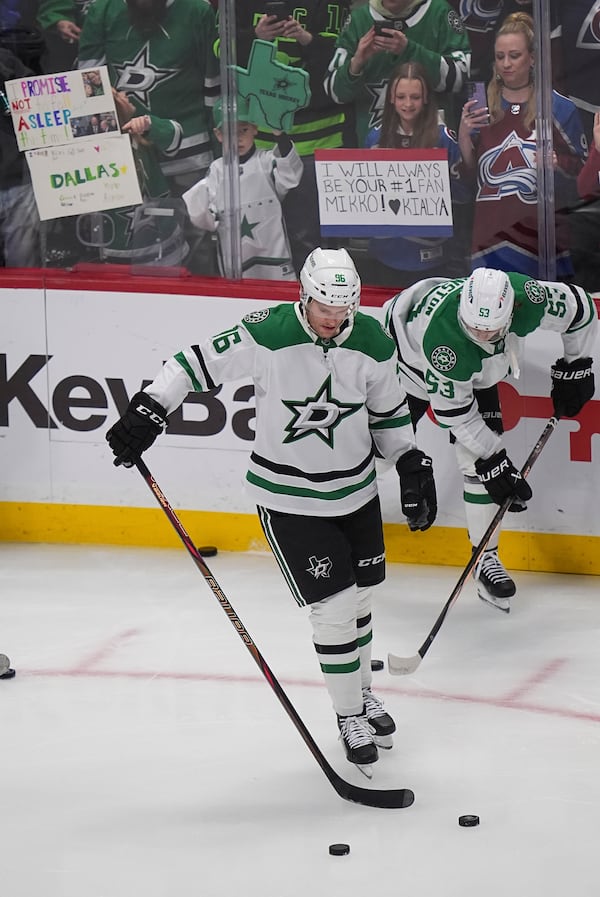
[236,39,311,132]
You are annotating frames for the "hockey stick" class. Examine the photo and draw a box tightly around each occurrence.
[388,416,559,676]
[135,458,414,810]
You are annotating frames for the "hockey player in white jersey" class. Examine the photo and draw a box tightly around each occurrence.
[385,268,597,612]
[106,248,437,775]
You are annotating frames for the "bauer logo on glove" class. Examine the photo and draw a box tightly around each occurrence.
[550,357,595,418]
[475,449,532,507]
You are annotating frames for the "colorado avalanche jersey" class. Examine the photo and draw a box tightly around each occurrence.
[384,273,597,459]
[470,92,587,277]
[145,302,417,516]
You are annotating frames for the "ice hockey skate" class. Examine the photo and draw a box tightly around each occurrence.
[337,713,378,778]
[362,687,396,749]
[474,548,516,613]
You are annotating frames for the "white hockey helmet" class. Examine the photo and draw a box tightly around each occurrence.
[299,247,361,313]
[458,268,515,343]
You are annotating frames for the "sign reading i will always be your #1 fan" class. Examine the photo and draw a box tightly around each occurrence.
[314,148,453,237]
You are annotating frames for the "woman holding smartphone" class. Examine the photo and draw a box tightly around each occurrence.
[458,11,586,278]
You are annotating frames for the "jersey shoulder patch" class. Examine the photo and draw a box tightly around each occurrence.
[344,313,396,361]
[242,302,311,350]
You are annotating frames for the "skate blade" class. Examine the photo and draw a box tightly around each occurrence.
[354,763,374,780]
[373,734,393,750]
[477,588,510,614]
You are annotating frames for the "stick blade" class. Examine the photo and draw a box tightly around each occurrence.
[387,651,421,676]
[331,770,415,809]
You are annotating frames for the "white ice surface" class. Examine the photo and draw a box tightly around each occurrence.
[2,543,600,897]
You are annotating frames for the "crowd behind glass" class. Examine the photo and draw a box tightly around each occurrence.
[1,0,600,292]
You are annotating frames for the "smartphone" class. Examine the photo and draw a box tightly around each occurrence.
[264,0,290,20]
[468,80,487,111]
[374,18,406,34]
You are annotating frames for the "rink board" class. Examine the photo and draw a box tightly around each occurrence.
[1,277,599,574]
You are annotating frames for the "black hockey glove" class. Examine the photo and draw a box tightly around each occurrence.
[474,449,532,507]
[550,357,595,418]
[106,391,168,468]
[396,449,437,532]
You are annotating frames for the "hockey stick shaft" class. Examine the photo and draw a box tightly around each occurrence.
[388,416,559,675]
[135,458,414,809]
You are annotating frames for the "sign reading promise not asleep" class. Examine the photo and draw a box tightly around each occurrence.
[314,148,453,237]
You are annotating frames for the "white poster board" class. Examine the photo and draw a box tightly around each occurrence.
[5,66,118,151]
[25,135,142,219]
[314,148,453,237]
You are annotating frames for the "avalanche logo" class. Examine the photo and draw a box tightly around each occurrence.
[458,0,502,33]
[477,131,537,203]
[524,280,545,304]
[306,555,333,579]
[282,374,362,447]
[431,346,457,372]
[577,2,600,48]
[243,309,270,324]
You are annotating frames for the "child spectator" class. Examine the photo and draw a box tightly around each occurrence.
[365,61,471,285]
[325,0,471,145]
[183,97,303,281]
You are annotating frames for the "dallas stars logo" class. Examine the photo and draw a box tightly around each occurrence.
[306,555,333,579]
[431,345,457,372]
[114,44,178,106]
[282,375,362,447]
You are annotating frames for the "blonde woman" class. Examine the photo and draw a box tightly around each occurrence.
[458,12,586,278]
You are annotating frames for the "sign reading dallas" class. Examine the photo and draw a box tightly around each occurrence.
[314,148,453,237]
[26,136,142,220]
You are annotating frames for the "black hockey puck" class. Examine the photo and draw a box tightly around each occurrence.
[0,668,16,680]
[198,546,218,557]
[371,659,384,671]
[458,815,480,827]
[329,843,350,856]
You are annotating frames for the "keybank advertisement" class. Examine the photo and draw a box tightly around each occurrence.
[2,286,599,533]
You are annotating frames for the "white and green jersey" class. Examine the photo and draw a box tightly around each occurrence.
[384,273,598,459]
[182,141,303,281]
[146,302,416,516]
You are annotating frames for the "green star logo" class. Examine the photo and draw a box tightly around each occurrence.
[282,375,362,448]
[240,214,259,239]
